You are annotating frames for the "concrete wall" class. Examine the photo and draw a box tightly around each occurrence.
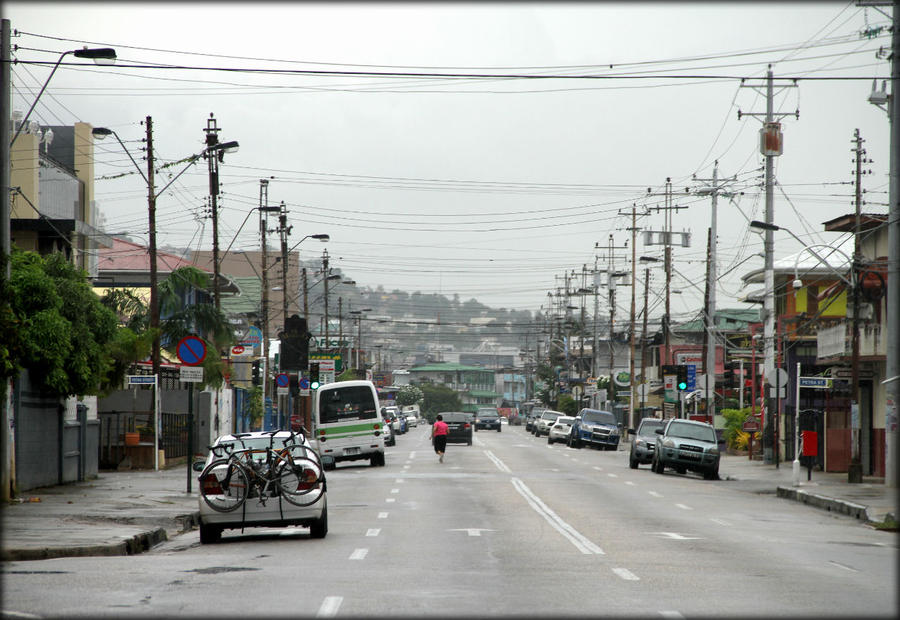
[13,371,99,492]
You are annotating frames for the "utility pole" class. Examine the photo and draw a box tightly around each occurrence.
[338,297,343,364]
[322,249,331,351]
[640,267,651,415]
[619,203,649,431]
[849,128,869,483]
[203,114,222,311]
[1,18,12,502]
[145,116,160,379]
[259,180,271,413]
[646,178,691,367]
[693,161,737,424]
[887,0,899,488]
[278,201,290,333]
[739,65,798,464]
[302,267,309,323]
[595,236,628,410]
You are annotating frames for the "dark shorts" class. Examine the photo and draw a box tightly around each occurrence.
[433,435,447,453]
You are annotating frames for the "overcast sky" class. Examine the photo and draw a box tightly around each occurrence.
[6,2,894,325]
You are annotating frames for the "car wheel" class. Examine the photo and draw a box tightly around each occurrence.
[653,456,664,474]
[572,434,582,449]
[547,436,553,445]
[675,466,686,475]
[467,437,473,446]
[497,426,501,433]
[629,453,638,469]
[704,464,720,480]
[309,501,328,539]
[199,522,221,545]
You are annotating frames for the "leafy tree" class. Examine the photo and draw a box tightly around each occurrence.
[418,383,461,422]
[396,384,423,408]
[557,394,578,415]
[4,250,118,396]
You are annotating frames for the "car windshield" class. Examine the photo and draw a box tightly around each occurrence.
[582,411,617,425]
[318,385,379,424]
[667,422,716,443]
[638,419,664,434]
[541,412,561,420]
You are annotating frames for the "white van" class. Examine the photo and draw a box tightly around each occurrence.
[313,380,386,469]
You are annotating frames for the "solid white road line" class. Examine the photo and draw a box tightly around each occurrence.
[349,548,368,560]
[612,567,640,581]
[511,477,604,555]
[709,517,731,526]
[316,596,343,618]
[484,450,512,473]
[828,561,859,572]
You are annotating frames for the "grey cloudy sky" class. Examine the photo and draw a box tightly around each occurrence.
[6,2,894,324]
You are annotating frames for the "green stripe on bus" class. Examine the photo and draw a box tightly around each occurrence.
[319,423,381,436]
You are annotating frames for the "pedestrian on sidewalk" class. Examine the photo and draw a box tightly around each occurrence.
[432,414,449,463]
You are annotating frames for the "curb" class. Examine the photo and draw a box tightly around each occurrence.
[776,485,870,522]
[1,527,168,563]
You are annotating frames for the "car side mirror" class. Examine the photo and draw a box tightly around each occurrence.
[192,460,205,472]
[655,428,663,435]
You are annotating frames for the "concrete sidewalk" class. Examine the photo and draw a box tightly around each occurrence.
[2,455,897,562]
[1,466,200,562]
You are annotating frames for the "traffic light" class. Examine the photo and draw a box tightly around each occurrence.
[251,360,261,385]
[279,315,309,372]
[309,362,320,390]
[676,365,689,391]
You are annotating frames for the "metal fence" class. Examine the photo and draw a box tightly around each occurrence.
[98,410,190,469]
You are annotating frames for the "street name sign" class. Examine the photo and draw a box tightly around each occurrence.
[799,377,832,389]
[127,375,156,385]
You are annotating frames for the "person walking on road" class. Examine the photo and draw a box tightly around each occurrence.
[432,414,449,463]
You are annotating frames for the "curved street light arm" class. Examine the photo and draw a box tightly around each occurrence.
[791,243,854,288]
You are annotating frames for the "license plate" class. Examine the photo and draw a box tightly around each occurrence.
[344,447,361,456]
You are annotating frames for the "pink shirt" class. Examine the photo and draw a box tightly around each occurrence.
[432,420,449,436]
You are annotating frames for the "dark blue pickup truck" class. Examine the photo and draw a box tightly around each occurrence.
[568,408,621,450]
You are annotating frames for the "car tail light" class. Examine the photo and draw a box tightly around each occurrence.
[293,468,320,492]
[464,423,470,429]
[201,474,223,495]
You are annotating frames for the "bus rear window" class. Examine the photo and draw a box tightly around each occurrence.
[319,385,378,424]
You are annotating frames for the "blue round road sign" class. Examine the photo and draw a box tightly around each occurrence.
[176,336,207,366]
[299,378,310,390]
[276,373,289,388]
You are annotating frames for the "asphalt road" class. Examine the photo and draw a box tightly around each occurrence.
[2,424,896,618]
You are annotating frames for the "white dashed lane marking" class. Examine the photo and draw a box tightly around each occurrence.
[349,548,368,560]
[612,567,640,581]
[675,503,693,511]
[317,596,343,617]
[366,529,381,537]
[378,512,388,519]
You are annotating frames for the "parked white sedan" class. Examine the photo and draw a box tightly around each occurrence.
[194,430,327,544]
[404,413,419,428]
[547,416,576,444]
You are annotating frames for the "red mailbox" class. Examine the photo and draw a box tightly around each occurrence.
[801,430,818,457]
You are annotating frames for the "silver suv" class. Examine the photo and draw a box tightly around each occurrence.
[652,418,720,480]
[533,410,563,437]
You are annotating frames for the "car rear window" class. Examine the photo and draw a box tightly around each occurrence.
[582,410,617,425]
[479,412,499,418]
[319,385,378,424]
[441,413,468,423]
[638,419,664,433]
[541,411,561,420]
[667,422,716,443]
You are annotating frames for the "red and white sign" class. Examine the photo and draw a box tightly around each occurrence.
[230,345,248,356]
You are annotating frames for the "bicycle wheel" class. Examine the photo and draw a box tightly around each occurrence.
[274,456,324,507]
[199,459,249,513]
